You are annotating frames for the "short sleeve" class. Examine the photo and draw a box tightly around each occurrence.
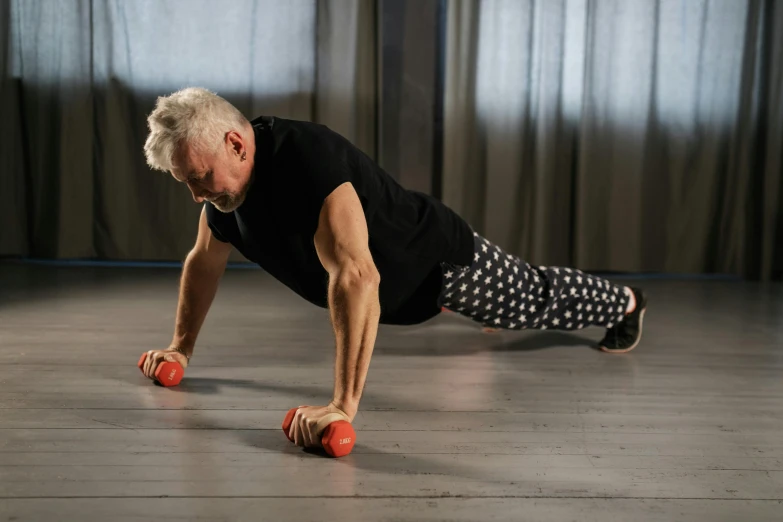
[204,203,232,243]
[295,124,354,205]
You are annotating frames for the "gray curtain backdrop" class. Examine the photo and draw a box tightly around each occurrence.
[0,0,376,262]
[443,0,783,280]
[2,0,781,280]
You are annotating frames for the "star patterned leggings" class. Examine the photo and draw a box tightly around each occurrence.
[439,232,631,330]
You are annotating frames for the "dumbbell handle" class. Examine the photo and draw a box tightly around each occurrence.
[282,408,356,458]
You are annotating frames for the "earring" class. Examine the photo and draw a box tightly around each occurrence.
[240,151,247,161]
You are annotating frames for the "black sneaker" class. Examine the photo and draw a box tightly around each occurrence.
[599,287,647,354]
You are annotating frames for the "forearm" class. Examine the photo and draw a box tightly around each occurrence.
[170,250,226,356]
[328,269,381,420]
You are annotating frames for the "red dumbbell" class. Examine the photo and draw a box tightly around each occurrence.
[282,407,356,458]
[137,352,185,387]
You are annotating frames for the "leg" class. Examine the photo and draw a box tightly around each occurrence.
[439,232,647,351]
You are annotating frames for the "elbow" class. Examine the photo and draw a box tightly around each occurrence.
[336,260,380,294]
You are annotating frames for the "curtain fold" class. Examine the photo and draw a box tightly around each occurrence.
[442,0,783,280]
[2,0,376,261]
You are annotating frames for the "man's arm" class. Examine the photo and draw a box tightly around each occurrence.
[172,206,233,356]
[142,206,231,378]
[313,181,381,420]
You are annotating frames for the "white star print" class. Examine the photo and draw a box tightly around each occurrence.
[513,266,519,274]
[519,314,527,322]
[497,281,504,289]
[493,252,499,260]
[510,300,517,307]
[509,322,516,328]
[578,314,583,320]
[498,295,505,303]
[553,268,560,274]
[586,304,593,312]
[577,276,583,284]
[616,306,623,313]
[565,311,572,319]
[482,244,488,253]
[460,283,468,292]
[565,276,571,284]
[599,315,604,322]
[602,292,608,300]
[577,303,583,310]
[446,282,453,289]
[507,275,514,284]
[485,276,492,285]
[473,287,480,295]
[528,305,536,313]
[445,270,454,278]
[497,308,504,315]
[472,273,480,282]
[552,318,560,326]
[570,287,577,295]
[485,261,492,270]
[485,303,493,310]
[494,318,502,324]
[474,253,479,262]
[504,260,510,268]
[446,292,453,298]
[485,290,494,298]
[473,299,480,306]
[476,269,483,276]
[552,302,558,310]
[509,288,515,295]
[588,315,594,322]
[567,322,573,328]
[597,306,603,312]
[460,296,467,303]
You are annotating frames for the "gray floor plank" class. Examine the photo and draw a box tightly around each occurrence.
[1,498,781,522]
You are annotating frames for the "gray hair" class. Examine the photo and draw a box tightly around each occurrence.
[144,87,249,172]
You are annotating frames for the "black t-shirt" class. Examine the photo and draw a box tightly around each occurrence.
[205,116,475,325]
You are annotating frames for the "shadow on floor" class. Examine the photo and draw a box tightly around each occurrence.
[378,330,600,356]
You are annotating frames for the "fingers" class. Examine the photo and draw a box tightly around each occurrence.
[291,409,302,447]
[143,351,165,379]
[289,408,320,448]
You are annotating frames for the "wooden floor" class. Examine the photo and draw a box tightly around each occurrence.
[1,262,781,521]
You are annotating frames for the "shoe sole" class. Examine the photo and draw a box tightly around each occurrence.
[599,307,646,354]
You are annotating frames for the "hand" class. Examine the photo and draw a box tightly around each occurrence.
[141,347,189,379]
[287,402,352,449]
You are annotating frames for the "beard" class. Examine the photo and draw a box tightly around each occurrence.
[208,173,253,213]
[209,191,245,213]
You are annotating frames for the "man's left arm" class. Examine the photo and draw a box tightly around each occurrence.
[286,181,381,448]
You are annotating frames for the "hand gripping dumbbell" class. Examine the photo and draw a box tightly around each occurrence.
[137,352,185,387]
[281,408,356,457]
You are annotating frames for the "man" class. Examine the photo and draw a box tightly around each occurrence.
[140,87,647,450]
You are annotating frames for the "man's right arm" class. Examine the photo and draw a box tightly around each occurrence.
[142,207,231,378]
[170,206,232,357]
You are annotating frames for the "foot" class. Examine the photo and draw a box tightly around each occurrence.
[598,287,647,354]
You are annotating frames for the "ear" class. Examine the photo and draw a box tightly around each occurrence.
[225,130,244,158]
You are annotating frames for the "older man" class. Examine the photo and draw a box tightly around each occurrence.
[140,87,647,450]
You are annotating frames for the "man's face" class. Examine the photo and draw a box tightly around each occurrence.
[171,134,251,213]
